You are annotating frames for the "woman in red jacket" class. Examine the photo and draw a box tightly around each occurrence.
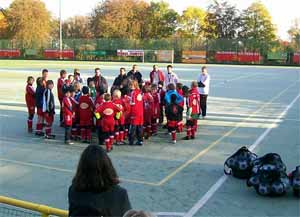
[128,80,144,146]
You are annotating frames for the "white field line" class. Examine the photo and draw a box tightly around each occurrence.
[155,212,185,216]
[184,92,300,217]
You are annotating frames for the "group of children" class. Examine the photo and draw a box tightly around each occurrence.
[25,68,202,152]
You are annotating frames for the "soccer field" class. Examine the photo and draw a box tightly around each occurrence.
[0,60,299,217]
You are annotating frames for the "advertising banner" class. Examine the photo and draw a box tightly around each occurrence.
[117,50,144,57]
[182,51,206,64]
[157,50,173,62]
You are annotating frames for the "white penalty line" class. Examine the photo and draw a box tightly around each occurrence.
[184,92,300,217]
[155,212,185,217]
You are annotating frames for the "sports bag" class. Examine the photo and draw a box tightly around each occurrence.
[247,153,290,196]
[224,146,257,179]
[289,166,300,198]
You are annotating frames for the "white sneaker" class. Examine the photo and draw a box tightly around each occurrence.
[173,140,177,144]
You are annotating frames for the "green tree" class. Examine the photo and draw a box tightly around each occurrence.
[63,16,93,39]
[288,18,300,51]
[240,1,277,54]
[177,6,206,39]
[144,1,179,39]
[205,0,241,39]
[6,0,51,49]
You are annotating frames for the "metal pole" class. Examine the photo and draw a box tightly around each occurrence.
[59,0,62,59]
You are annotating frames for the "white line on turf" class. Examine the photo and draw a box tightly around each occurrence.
[184,92,300,217]
[0,158,159,186]
[155,212,185,216]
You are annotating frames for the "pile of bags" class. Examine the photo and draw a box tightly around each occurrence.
[224,146,300,197]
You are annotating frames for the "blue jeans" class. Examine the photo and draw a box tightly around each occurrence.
[128,125,143,145]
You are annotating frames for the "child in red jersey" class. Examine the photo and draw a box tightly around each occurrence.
[122,87,131,140]
[128,80,144,146]
[150,84,160,135]
[62,87,73,145]
[95,87,105,145]
[35,77,45,136]
[66,74,74,87]
[185,81,201,140]
[69,86,80,140]
[176,83,184,133]
[157,81,165,124]
[166,94,183,144]
[143,85,154,139]
[95,93,121,152]
[43,80,56,139]
[112,89,126,145]
[25,76,35,132]
[42,69,48,88]
[78,86,94,143]
[57,70,67,126]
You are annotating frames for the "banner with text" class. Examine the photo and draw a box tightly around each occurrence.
[182,51,206,64]
[117,50,144,57]
[157,50,173,62]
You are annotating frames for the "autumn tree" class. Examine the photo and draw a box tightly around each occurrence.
[90,0,149,39]
[240,1,277,54]
[288,18,300,51]
[0,9,8,38]
[177,6,206,39]
[6,0,51,48]
[63,16,93,39]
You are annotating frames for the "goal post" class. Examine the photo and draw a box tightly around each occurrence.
[116,49,174,64]
[143,50,174,64]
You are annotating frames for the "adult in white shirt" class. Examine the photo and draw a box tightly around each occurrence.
[197,66,210,118]
[165,65,179,88]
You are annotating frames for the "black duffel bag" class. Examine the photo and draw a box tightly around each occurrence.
[289,165,300,198]
[224,146,257,179]
[247,153,290,197]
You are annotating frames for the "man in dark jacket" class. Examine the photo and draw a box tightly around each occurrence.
[93,68,108,94]
[127,65,143,86]
[111,67,129,95]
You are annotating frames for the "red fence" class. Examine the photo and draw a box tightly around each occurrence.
[293,53,300,64]
[215,51,261,63]
[43,50,75,59]
[0,49,21,58]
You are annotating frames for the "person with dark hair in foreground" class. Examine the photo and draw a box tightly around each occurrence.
[68,145,132,217]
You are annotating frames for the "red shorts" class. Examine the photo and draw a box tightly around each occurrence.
[80,120,93,127]
[37,108,44,116]
[102,124,115,133]
[27,106,35,115]
[168,120,178,128]
[64,114,72,126]
[44,113,54,125]
[144,111,152,125]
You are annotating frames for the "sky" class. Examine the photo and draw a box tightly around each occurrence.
[1,0,299,40]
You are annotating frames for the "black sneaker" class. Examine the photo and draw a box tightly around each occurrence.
[183,136,190,140]
[45,135,56,140]
[65,140,74,145]
[135,141,143,146]
[35,132,45,137]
